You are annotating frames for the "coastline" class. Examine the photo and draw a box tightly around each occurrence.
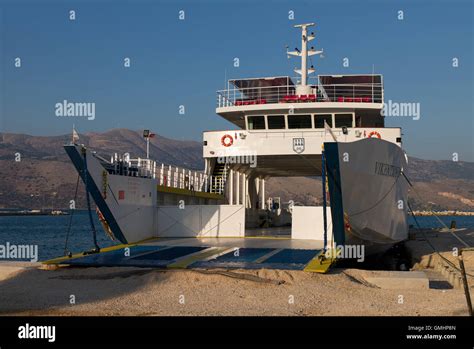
[1,208,473,217]
[409,211,474,216]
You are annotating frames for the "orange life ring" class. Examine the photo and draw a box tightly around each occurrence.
[221,134,233,147]
[367,131,381,139]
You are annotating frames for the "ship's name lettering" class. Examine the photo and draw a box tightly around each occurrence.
[374,162,401,177]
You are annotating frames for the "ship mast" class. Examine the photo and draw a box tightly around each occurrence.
[287,23,323,95]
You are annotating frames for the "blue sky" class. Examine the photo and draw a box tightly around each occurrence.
[0,0,472,161]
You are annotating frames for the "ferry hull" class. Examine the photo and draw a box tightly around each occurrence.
[325,138,408,254]
[64,144,157,244]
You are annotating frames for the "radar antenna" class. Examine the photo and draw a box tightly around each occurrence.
[287,23,323,94]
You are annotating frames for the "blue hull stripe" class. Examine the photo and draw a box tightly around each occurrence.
[64,145,128,244]
[323,142,345,246]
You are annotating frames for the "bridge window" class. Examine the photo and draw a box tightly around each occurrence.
[288,114,312,129]
[247,115,265,130]
[314,114,333,128]
[335,113,354,128]
[267,115,286,129]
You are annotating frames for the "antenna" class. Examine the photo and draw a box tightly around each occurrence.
[287,23,323,94]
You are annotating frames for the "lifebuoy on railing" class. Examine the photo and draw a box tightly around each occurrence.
[367,131,382,139]
[221,134,233,147]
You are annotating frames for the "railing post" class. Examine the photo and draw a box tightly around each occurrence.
[175,167,178,188]
[168,165,171,186]
[161,164,164,185]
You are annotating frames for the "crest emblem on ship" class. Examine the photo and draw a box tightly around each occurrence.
[293,138,305,154]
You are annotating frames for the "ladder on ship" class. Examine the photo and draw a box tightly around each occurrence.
[317,76,330,101]
[210,162,227,194]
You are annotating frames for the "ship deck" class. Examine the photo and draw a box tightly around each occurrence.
[43,234,332,273]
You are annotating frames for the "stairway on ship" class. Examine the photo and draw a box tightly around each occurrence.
[210,161,227,194]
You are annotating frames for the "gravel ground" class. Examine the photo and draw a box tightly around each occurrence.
[0,265,469,316]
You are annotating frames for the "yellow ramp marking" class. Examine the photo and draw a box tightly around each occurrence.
[304,251,335,274]
[167,247,228,269]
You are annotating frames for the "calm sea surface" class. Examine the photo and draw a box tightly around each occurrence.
[0,211,473,261]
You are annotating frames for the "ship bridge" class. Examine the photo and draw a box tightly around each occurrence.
[216,74,384,128]
[206,73,398,179]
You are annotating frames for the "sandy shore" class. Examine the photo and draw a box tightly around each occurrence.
[0,264,469,316]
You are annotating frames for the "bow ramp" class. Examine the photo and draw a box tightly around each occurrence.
[44,237,333,273]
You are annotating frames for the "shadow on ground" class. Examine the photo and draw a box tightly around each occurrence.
[0,266,171,315]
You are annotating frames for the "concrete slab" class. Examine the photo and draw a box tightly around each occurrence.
[362,270,429,289]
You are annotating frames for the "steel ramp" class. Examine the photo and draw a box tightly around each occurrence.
[43,240,332,273]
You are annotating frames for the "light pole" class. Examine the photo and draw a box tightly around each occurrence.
[143,130,156,159]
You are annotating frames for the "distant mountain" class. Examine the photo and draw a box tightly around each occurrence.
[0,130,473,211]
[0,129,203,169]
[404,157,474,182]
[0,129,203,209]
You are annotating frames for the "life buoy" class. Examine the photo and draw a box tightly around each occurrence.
[367,131,381,139]
[221,134,233,147]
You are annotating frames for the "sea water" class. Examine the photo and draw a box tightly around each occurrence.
[0,211,473,261]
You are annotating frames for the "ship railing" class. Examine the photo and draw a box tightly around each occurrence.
[109,155,220,194]
[216,83,383,108]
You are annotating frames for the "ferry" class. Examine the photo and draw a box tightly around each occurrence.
[64,23,408,257]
